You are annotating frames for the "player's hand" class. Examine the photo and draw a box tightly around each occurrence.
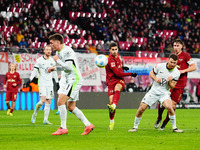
[167,76,173,82]
[3,85,7,89]
[56,83,60,91]
[155,77,161,83]
[131,73,137,77]
[179,70,186,74]
[53,55,59,62]
[13,83,17,87]
[48,67,55,73]
[122,66,129,71]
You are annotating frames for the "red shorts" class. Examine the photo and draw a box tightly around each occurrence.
[170,88,184,103]
[108,80,125,97]
[5,91,18,101]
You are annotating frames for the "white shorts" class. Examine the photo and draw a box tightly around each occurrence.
[141,90,171,106]
[58,82,82,102]
[39,86,54,99]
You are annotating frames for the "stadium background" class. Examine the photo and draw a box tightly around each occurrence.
[0,0,200,110]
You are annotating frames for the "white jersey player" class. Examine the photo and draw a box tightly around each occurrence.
[49,33,94,135]
[129,54,183,133]
[29,45,59,125]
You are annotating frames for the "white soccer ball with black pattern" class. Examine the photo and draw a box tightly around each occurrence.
[95,54,108,68]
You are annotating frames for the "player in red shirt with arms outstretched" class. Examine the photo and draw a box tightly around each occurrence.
[154,39,197,130]
[3,63,21,116]
[106,42,137,130]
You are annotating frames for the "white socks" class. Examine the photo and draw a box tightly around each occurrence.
[44,104,50,121]
[34,101,44,115]
[59,105,67,129]
[134,117,142,129]
[110,119,114,124]
[72,107,90,127]
[169,115,177,129]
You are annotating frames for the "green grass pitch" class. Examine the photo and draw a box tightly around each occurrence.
[0,109,199,150]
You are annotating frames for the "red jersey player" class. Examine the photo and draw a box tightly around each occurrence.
[106,42,137,130]
[154,39,197,130]
[3,63,21,116]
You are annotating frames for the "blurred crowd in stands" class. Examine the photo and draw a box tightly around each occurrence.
[0,0,199,57]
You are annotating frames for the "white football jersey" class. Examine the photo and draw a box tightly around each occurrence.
[57,45,83,85]
[151,63,180,93]
[34,56,56,87]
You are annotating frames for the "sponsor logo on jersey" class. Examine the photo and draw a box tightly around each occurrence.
[179,59,183,61]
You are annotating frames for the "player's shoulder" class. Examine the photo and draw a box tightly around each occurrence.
[173,67,180,75]
[15,72,20,76]
[181,51,191,57]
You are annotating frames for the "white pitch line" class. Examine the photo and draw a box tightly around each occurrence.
[0,123,199,131]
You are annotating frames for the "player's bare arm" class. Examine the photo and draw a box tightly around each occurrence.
[179,63,197,74]
[168,80,177,89]
[3,85,7,89]
[53,55,59,62]
[149,70,161,83]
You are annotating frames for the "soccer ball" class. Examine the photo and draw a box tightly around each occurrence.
[95,54,108,68]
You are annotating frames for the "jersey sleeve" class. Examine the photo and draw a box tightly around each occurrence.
[153,63,162,74]
[185,53,194,65]
[3,73,8,85]
[34,59,40,70]
[108,59,131,77]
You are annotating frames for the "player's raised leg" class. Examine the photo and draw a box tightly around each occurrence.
[68,101,94,135]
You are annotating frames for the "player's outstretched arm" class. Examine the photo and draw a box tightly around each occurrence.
[26,68,38,86]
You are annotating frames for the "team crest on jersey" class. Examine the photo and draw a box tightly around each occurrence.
[179,59,183,61]
[111,62,115,67]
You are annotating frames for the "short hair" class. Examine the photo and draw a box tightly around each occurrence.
[44,44,52,50]
[109,42,118,49]
[49,33,64,44]
[172,39,183,46]
[169,54,178,61]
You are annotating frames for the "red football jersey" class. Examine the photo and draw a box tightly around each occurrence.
[105,54,131,86]
[175,51,193,88]
[4,72,21,92]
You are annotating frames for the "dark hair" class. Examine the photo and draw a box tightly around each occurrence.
[109,42,118,49]
[172,39,183,46]
[169,54,178,61]
[49,33,64,44]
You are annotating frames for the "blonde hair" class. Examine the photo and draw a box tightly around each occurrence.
[9,63,17,71]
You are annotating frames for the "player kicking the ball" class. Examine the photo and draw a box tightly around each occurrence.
[129,54,183,133]
[106,42,137,130]
[28,45,59,125]
[49,33,94,135]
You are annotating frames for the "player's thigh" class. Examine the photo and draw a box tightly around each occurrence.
[160,92,172,108]
[141,91,159,106]
[114,80,125,91]
[171,88,184,103]
[45,86,54,100]
[11,92,17,102]
[5,91,12,101]
[39,86,47,98]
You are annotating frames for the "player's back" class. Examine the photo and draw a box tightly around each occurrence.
[58,45,83,83]
[36,56,55,87]
[105,54,124,85]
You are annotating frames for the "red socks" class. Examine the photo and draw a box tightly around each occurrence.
[10,109,13,113]
[112,91,120,106]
